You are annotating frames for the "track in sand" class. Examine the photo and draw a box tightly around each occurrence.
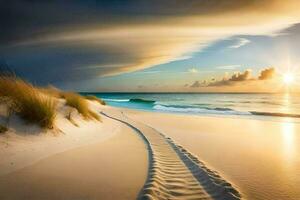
[101,111,242,200]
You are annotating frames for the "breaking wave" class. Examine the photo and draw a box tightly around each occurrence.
[102,98,130,102]
[153,104,250,115]
[129,98,156,104]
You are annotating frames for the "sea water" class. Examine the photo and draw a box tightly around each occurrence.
[83,93,300,121]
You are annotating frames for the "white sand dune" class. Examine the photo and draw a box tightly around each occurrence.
[0,101,119,176]
[102,110,242,200]
[0,104,148,200]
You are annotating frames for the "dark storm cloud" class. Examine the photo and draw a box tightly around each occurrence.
[0,0,235,45]
[1,0,297,46]
[0,0,274,41]
[1,0,300,86]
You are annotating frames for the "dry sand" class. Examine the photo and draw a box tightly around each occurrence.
[102,107,241,200]
[0,102,148,200]
[126,109,300,200]
[5,102,297,199]
[0,119,147,200]
[0,101,119,175]
[0,103,242,200]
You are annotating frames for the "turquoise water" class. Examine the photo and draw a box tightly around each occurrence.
[83,93,300,121]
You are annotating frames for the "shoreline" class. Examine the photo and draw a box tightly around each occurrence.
[94,100,300,124]
[103,104,300,124]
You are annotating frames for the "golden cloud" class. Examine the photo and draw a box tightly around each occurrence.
[229,70,252,81]
[8,0,300,78]
[258,68,276,80]
[199,68,275,87]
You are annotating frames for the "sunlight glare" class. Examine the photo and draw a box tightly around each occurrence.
[281,120,296,166]
[283,73,295,85]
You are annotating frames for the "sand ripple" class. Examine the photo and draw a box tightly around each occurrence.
[101,112,242,200]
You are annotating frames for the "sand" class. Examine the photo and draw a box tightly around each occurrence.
[0,102,148,199]
[0,118,147,200]
[102,107,241,200]
[126,109,300,200]
[0,103,242,200]
[3,102,299,199]
[0,101,119,175]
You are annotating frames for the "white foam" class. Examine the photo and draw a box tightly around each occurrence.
[103,98,130,102]
[153,104,250,116]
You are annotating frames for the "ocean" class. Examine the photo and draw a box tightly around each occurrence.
[82,93,300,121]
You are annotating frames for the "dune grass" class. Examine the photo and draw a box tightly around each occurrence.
[39,85,62,98]
[85,95,106,105]
[62,92,101,121]
[0,75,57,129]
[0,74,100,130]
[88,110,101,121]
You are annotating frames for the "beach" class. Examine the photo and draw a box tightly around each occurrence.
[125,109,300,200]
[1,102,300,199]
[0,103,148,200]
[3,1,300,199]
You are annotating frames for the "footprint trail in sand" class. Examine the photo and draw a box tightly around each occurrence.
[101,111,242,200]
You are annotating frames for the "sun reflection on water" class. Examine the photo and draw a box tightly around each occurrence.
[282,93,291,112]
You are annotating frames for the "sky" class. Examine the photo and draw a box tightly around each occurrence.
[1,0,300,92]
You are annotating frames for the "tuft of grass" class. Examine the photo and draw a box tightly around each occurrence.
[39,85,62,98]
[62,92,89,117]
[85,95,106,105]
[62,92,101,121]
[0,96,14,127]
[0,124,8,134]
[17,92,57,129]
[88,110,101,121]
[0,75,57,129]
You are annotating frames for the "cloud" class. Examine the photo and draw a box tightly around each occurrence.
[229,38,250,48]
[133,70,163,74]
[207,69,252,86]
[190,80,207,88]
[206,68,275,86]
[1,0,300,85]
[258,67,275,80]
[206,69,252,86]
[229,69,252,81]
[216,65,241,70]
[190,81,201,88]
[188,68,199,73]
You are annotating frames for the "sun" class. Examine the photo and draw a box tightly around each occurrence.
[283,73,295,85]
